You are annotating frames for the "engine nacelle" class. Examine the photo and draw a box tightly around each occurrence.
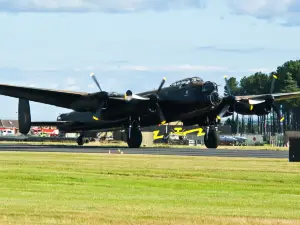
[234,102,271,116]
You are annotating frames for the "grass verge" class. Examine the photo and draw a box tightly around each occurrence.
[0,152,300,224]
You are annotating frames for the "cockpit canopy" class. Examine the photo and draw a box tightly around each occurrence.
[169,77,218,93]
[169,77,204,87]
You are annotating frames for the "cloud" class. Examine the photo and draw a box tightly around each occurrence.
[196,45,265,53]
[0,64,229,73]
[226,0,300,26]
[73,64,229,72]
[65,77,79,90]
[66,77,76,86]
[0,0,207,13]
[122,64,228,72]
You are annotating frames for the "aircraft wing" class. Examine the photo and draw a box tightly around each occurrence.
[0,84,91,109]
[0,84,146,111]
[235,91,300,102]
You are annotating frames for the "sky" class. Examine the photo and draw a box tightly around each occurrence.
[0,0,300,121]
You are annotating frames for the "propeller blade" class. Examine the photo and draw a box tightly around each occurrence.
[271,102,284,132]
[92,101,105,121]
[132,94,149,100]
[216,104,230,121]
[156,103,166,124]
[270,74,278,94]
[271,102,284,122]
[90,72,102,91]
[224,75,232,96]
[156,77,166,94]
[128,125,132,139]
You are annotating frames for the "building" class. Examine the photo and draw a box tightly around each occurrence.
[0,119,19,135]
[0,119,58,136]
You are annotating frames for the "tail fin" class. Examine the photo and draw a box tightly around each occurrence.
[18,98,31,135]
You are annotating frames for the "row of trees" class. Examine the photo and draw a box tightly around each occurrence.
[223,60,300,135]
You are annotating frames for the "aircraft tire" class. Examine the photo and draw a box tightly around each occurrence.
[126,127,142,148]
[77,135,84,146]
[204,128,219,149]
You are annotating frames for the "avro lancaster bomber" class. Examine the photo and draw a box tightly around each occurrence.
[0,74,298,148]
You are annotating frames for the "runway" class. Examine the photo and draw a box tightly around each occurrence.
[0,144,289,158]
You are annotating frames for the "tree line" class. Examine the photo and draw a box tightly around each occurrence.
[223,59,300,135]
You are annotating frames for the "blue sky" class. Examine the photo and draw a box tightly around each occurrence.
[0,0,300,121]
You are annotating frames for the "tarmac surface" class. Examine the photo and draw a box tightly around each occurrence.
[0,144,289,159]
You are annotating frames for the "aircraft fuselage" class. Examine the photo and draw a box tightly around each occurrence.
[56,81,223,132]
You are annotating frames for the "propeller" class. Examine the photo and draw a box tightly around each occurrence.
[244,74,284,124]
[246,74,277,111]
[124,78,166,140]
[91,72,102,91]
[148,77,167,124]
[90,73,108,121]
[215,75,237,121]
[219,74,284,131]
[90,72,149,120]
[90,73,166,125]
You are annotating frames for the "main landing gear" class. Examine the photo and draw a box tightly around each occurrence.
[77,133,89,146]
[126,116,143,148]
[204,125,220,149]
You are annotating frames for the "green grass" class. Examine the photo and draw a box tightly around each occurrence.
[0,152,300,224]
[0,140,289,151]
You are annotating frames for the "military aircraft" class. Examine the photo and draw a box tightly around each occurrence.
[0,73,299,149]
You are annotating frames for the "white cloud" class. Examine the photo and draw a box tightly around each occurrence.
[23,67,59,72]
[0,0,207,13]
[17,64,228,73]
[226,0,300,26]
[64,77,80,90]
[66,77,76,86]
[80,64,229,72]
[0,65,265,80]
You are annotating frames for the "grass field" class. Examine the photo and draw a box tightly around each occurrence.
[1,152,300,225]
[0,140,289,151]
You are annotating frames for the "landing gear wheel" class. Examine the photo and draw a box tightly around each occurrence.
[126,127,142,148]
[204,127,219,149]
[77,135,84,146]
